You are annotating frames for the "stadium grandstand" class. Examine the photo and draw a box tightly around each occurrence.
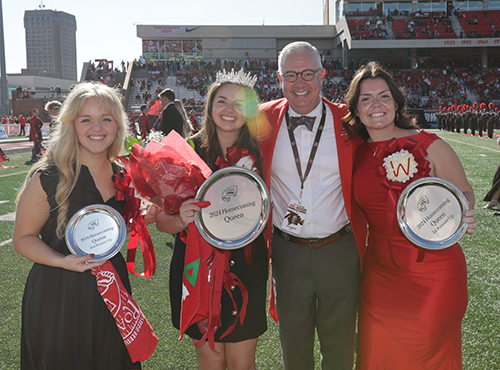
[8,0,500,132]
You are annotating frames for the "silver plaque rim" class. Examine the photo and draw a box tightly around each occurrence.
[194,166,270,250]
[397,177,469,250]
[65,204,127,262]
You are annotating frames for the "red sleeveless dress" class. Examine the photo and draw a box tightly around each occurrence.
[353,131,467,369]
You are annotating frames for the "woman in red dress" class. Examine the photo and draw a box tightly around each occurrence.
[343,62,477,369]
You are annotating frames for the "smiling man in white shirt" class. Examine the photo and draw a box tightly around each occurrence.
[259,41,365,370]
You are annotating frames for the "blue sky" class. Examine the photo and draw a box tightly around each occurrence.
[2,0,323,75]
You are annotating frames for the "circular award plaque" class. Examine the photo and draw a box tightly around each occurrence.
[194,166,270,250]
[65,204,127,262]
[397,177,469,250]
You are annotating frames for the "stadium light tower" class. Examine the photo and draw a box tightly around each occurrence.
[0,0,8,116]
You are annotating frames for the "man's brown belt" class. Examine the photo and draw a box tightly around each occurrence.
[274,224,352,249]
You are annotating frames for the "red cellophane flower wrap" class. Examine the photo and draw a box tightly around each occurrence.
[124,131,211,214]
[119,131,212,278]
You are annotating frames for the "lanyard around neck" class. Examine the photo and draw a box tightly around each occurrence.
[284,103,327,198]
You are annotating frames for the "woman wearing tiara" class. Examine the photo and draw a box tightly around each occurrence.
[154,69,267,369]
[344,62,476,369]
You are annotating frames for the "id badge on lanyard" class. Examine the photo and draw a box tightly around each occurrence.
[281,104,326,235]
[281,199,308,234]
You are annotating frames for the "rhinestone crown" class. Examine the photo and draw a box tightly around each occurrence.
[215,69,257,89]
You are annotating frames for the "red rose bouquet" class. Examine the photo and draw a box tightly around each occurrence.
[123,131,212,213]
[117,131,212,279]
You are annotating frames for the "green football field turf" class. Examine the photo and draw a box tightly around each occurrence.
[1,129,499,369]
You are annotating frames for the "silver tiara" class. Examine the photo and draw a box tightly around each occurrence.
[215,69,258,89]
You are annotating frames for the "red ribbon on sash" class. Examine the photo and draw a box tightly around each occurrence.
[179,202,249,351]
[215,147,260,176]
[115,171,156,278]
[92,262,158,362]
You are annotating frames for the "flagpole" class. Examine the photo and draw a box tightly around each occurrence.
[0,0,8,116]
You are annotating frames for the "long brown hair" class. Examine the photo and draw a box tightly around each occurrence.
[194,82,262,171]
[343,61,418,141]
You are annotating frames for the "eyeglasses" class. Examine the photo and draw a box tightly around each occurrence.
[281,68,322,83]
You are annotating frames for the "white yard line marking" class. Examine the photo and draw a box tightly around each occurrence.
[0,212,16,221]
[0,239,12,247]
[444,138,500,153]
[0,170,29,178]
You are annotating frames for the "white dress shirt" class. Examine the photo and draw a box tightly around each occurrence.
[270,100,349,238]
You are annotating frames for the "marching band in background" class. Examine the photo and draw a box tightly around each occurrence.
[437,102,500,137]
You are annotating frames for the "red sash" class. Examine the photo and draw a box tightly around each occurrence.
[92,261,157,362]
[180,216,249,351]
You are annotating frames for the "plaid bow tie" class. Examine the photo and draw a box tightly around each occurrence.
[289,115,315,131]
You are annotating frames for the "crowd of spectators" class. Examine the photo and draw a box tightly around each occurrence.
[461,67,500,100]
[0,114,33,137]
[346,8,500,40]
[347,58,412,71]
[393,11,454,39]
[15,86,33,99]
[459,9,500,38]
[345,8,456,39]
[14,85,65,102]
[129,55,499,112]
[85,59,125,88]
[416,57,483,70]
[387,8,500,39]
[1,116,19,124]
[335,61,468,107]
[10,54,498,133]
[348,14,389,39]
[172,59,281,102]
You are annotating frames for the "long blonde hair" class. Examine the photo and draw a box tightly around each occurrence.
[17,82,129,238]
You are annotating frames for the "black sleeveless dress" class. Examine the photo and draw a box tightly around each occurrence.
[20,164,141,370]
[169,139,268,342]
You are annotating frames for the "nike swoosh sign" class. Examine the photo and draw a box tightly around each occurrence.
[185,27,201,33]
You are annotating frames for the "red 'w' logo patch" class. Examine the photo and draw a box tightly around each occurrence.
[390,158,411,177]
